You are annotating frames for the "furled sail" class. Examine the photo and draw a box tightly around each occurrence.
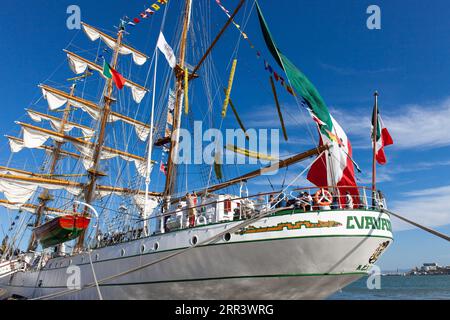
[40,85,150,141]
[26,109,95,140]
[6,136,80,160]
[0,173,82,204]
[64,51,148,104]
[0,169,160,205]
[81,23,148,66]
[16,122,148,177]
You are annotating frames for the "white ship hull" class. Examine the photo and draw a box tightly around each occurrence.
[0,209,393,300]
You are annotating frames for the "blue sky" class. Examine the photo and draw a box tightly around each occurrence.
[0,0,450,270]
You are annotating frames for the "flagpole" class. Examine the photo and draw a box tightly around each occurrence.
[372,91,379,207]
[143,48,159,237]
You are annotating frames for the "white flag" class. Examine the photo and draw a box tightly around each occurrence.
[157,32,176,69]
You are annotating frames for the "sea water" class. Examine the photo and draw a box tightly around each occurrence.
[329,275,450,300]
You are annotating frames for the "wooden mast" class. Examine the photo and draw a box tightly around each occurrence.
[75,27,124,251]
[27,84,76,252]
[163,0,193,205]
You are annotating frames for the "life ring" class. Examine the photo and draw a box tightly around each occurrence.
[314,189,333,206]
[196,215,207,226]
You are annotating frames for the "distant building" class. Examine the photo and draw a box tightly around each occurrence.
[421,263,439,272]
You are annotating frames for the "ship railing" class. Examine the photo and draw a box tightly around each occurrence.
[92,186,387,246]
[155,186,387,233]
[290,185,387,212]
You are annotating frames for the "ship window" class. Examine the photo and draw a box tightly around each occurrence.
[81,256,85,263]
[141,244,146,253]
[223,233,231,242]
[69,259,73,265]
[191,236,198,246]
[95,254,100,261]
[121,249,126,257]
[48,263,52,269]
[153,242,159,251]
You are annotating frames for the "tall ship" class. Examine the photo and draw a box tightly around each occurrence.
[0,0,393,300]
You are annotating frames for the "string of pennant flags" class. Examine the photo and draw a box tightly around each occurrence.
[121,0,169,28]
[215,0,296,97]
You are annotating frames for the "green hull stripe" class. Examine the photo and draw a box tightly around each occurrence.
[41,234,393,271]
[3,272,367,290]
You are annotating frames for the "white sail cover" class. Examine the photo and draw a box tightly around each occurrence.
[82,24,148,66]
[27,110,94,140]
[0,175,82,204]
[20,125,147,178]
[66,53,148,104]
[41,87,150,141]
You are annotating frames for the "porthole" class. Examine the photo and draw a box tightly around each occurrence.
[121,249,126,257]
[95,254,100,261]
[140,244,146,253]
[223,233,231,242]
[153,242,159,251]
[191,235,198,246]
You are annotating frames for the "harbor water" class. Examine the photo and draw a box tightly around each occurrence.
[329,275,450,300]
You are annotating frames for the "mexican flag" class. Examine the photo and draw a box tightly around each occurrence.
[103,61,126,90]
[373,109,394,165]
[256,2,360,205]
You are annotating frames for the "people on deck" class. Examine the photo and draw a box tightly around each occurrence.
[187,193,197,228]
[331,193,340,210]
[345,192,354,209]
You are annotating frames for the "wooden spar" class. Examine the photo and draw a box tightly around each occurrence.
[222,89,249,140]
[372,91,379,207]
[190,0,246,79]
[163,0,193,201]
[0,166,85,178]
[27,84,76,252]
[0,173,83,188]
[225,144,279,162]
[222,59,238,118]
[172,145,329,200]
[269,76,288,141]
[0,200,72,216]
[96,185,161,197]
[39,85,150,129]
[63,50,148,93]
[80,22,149,61]
[17,122,145,162]
[25,108,94,133]
[0,170,161,198]
[76,29,124,251]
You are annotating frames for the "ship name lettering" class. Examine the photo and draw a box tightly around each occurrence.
[346,216,392,231]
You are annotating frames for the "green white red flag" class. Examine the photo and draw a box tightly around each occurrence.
[103,61,126,90]
[373,109,394,165]
[256,2,360,206]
